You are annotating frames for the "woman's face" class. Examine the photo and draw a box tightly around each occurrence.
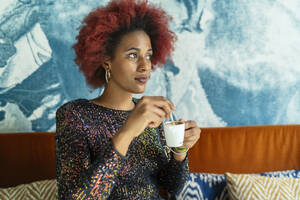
[106,30,153,94]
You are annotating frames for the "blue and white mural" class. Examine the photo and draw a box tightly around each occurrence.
[1,0,300,132]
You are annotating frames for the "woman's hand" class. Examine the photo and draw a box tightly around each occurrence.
[116,96,175,139]
[113,96,175,156]
[121,96,175,138]
[181,120,201,149]
[173,120,201,161]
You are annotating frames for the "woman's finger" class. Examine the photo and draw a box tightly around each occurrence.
[184,120,198,130]
[149,96,175,111]
[184,127,200,137]
[147,106,166,127]
[183,134,199,143]
[158,103,172,119]
[183,128,201,148]
[150,105,167,119]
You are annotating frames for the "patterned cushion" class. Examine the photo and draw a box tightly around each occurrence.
[176,173,227,200]
[0,179,57,200]
[176,170,300,200]
[225,173,300,200]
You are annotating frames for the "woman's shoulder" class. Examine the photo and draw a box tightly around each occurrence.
[56,99,90,115]
[58,98,89,109]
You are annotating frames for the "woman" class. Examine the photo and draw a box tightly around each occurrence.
[55,0,201,199]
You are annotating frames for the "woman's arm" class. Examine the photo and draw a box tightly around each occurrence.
[157,120,201,197]
[56,104,125,200]
[157,153,189,197]
[154,124,189,197]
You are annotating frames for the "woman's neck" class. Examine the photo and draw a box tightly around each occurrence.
[93,85,135,111]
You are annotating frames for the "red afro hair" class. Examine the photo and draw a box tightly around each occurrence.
[73,0,177,89]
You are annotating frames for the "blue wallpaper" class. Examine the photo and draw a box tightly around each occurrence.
[1,0,300,132]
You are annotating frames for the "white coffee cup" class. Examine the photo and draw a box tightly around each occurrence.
[163,121,185,147]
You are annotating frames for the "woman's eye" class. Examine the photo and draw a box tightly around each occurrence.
[146,54,152,60]
[128,53,137,59]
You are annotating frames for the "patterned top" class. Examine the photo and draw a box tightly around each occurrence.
[55,98,189,200]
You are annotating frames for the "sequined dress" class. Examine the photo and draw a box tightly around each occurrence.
[55,98,189,200]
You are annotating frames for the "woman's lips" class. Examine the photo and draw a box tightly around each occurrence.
[135,75,149,84]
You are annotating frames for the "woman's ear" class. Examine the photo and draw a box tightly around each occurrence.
[103,56,111,70]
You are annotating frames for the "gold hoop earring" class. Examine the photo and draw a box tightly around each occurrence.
[105,70,111,83]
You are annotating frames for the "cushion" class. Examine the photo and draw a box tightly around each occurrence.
[176,173,228,199]
[0,179,57,200]
[225,173,300,200]
[176,170,300,200]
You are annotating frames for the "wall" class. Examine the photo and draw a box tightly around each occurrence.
[0,0,300,132]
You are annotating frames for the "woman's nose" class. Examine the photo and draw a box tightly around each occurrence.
[137,57,151,71]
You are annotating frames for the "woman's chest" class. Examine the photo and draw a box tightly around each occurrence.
[85,117,168,178]
[119,128,168,179]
